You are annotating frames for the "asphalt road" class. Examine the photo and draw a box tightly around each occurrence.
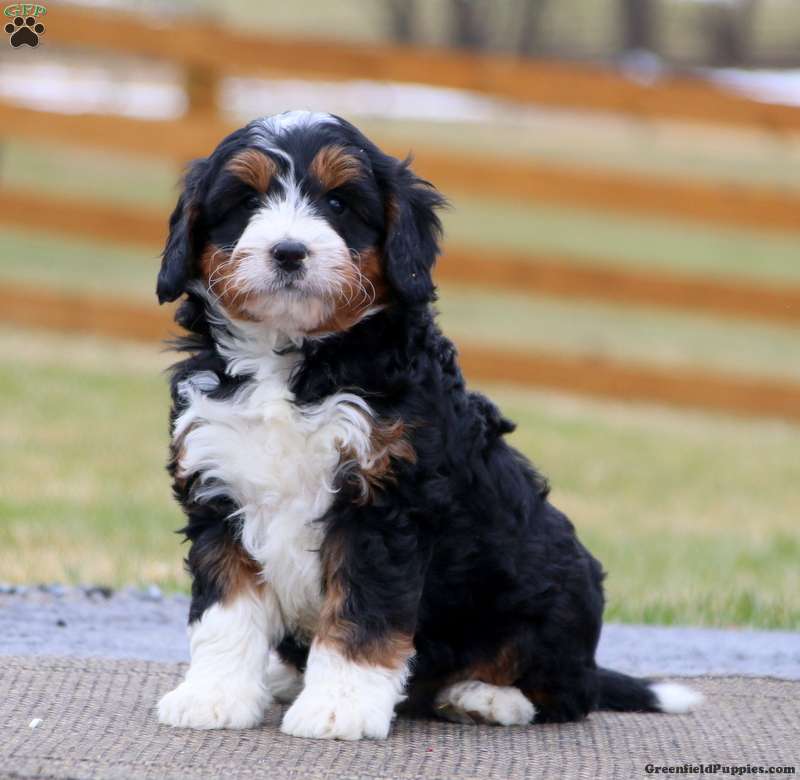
[1,586,798,679]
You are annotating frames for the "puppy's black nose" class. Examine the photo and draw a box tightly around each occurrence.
[272,240,307,273]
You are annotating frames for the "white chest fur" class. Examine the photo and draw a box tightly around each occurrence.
[173,322,374,636]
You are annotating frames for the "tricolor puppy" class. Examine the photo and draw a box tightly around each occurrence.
[156,111,702,740]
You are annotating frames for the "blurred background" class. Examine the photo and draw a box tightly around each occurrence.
[0,0,798,629]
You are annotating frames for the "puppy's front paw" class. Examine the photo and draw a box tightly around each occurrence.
[157,679,269,730]
[280,685,392,740]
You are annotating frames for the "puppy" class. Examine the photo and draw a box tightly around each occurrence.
[156,111,702,739]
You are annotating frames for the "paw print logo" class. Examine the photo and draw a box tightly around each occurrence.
[5,15,45,48]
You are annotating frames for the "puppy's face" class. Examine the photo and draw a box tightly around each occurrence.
[157,112,445,335]
[202,121,384,333]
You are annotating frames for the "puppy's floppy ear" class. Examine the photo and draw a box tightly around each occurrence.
[384,159,446,305]
[156,158,209,304]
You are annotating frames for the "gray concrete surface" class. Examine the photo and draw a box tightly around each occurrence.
[1,586,799,678]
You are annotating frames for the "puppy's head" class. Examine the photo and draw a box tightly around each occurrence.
[157,111,445,334]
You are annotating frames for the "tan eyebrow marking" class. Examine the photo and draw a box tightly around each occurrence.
[226,149,276,193]
[310,145,363,191]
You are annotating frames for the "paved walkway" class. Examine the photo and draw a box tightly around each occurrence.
[1,588,798,779]
[2,658,798,780]
[1,588,799,678]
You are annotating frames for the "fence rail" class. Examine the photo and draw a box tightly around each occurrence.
[45,4,800,133]
[2,102,799,234]
[2,186,799,326]
[4,282,800,423]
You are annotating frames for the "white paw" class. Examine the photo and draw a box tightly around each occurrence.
[265,652,304,704]
[157,679,270,730]
[651,682,705,714]
[435,681,535,726]
[280,685,393,740]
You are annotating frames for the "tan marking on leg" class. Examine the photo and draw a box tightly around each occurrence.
[406,643,523,718]
[191,533,263,605]
[317,532,413,669]
[463,643,522,686]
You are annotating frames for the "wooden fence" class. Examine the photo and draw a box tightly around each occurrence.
[4,283,800,423]
[1,4,799,422]
[3,186,799,327]
[44,5,800,133]
[3,102,800,233]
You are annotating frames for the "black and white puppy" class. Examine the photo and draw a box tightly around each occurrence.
[156,111,702,740]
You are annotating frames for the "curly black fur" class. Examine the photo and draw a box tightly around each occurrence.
[159,112,673,724]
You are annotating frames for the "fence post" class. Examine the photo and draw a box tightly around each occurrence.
[185,64,220,118]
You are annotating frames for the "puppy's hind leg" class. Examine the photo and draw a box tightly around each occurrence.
[265,651,304,704]
[428,640,535,726]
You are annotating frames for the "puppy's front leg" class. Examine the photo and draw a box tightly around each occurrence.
[281,516,424,741]
[158,523,283,729]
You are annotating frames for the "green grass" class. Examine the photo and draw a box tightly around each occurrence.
[0,326,796,629]
[0,329,181,588]
[494,388,800,628]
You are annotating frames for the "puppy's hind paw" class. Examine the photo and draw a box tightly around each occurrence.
[435,681,535,726]
[265,652,304,704]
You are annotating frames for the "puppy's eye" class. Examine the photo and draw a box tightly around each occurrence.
[245,194,262,210]
[326,195,346,215]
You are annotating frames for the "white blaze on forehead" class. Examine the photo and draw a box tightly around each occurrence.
[260,110,336,135]
[247,111,338,176]
[249,111,337,153]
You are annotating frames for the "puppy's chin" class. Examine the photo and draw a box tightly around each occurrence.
[238,289,336,336]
